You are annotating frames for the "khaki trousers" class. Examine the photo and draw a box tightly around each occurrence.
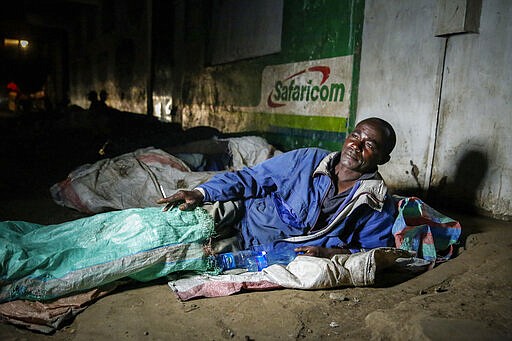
[202,200,245,253]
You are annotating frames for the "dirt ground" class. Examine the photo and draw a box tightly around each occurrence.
[0,110,511,340]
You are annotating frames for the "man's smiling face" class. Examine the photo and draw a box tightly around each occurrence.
[339,119,390,174]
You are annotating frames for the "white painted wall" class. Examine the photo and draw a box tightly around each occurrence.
[432,0,512,218]
[357,0,511,219]
[357,0,446,192]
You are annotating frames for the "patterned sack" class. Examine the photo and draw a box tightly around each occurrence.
[392,197,462,262]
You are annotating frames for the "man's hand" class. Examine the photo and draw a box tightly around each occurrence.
[157,189,205,211]
[294,246,351,258]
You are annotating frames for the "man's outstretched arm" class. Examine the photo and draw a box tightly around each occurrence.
[294,246,351,258]
[157,189,204,211]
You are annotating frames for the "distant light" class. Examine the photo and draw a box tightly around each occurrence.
[3,38,30,48]
[4,38,18,47]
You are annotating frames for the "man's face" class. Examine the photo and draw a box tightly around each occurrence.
[340,120,389,174]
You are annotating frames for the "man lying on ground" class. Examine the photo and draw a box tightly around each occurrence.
[158,117,398,257]
[2,117,465,305]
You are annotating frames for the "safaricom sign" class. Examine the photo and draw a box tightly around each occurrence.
[258,55,353,117]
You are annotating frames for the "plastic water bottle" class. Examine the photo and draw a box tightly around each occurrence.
[215,250,267,272]
[265,247,301,266]
[215,247,299,272]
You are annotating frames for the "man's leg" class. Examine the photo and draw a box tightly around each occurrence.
[202,200,244,253]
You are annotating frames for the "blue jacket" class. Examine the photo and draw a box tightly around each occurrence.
[198,148,396,252]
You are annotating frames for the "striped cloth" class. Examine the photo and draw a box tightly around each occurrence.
[392,197,462,262]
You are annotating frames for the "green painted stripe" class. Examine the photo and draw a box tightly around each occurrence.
[262,127,344,152]
[251,112,347,132]
[227,128,345,152]
[347,0,365,131]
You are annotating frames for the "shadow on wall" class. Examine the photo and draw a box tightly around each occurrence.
[393,150,489,252]
[427,150,489,215]
[393,149,489,215]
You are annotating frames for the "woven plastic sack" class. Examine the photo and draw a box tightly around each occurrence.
[50,147,218,214]
[0,207,217,302]
[392,197,462,262]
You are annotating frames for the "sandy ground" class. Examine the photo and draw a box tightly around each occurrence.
[0,111,511,340]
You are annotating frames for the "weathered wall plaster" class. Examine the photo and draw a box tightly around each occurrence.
[358,0,511,219]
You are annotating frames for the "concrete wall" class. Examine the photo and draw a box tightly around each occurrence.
[68,1,150,113]
[357,0,511,219]
[63,0,511,218]
[432,0,511,219]
[160,0,366,151]
[67,0,365,151]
